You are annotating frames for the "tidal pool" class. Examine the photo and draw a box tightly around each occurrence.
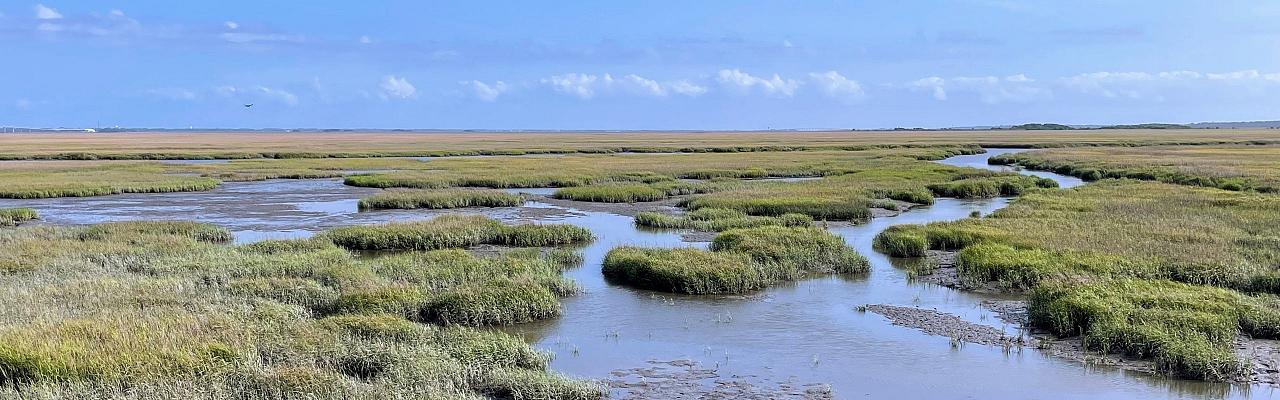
[0,149,1268,399]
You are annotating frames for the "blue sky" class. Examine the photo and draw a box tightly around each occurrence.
[3,1,1279,129]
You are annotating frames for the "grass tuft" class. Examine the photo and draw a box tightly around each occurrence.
[358,189,524,210]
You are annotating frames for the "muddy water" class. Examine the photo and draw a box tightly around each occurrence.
[0,149,1269,398]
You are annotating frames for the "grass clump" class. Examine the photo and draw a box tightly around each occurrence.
[358,189,524,210]
[78,221,232,243]
[602,247,761,294]
[634,208,812,232]
[1029,278,1280,380]
[711,226,868,276]
[0,208,38,227]
[604,226,867,294]
[553,184,666,202]
[422,280,560,326]
[320,215,593,251]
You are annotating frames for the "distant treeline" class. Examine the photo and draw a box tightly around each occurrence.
[1007,123,1193,131]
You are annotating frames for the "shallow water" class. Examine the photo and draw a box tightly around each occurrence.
[0,149,1270,398]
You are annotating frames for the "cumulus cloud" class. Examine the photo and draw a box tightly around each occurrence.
[910,77,948,100]
[542,73,706,99]
[909,75,1046,103]
[808,71,864,100]
[461,80,509,102]
[34,4,62,20]
[716,69,801,97]
[224,21,239,30]
[380,76,417,99]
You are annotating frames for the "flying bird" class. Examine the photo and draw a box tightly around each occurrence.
[243,103,254,108]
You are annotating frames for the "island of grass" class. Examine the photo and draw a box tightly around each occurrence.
[321,215,594,251]
[357,188,525,210]
[0,221,602,398]
[603,226,867,294]
[874,179,1280,380]
[0,208,38,227]
[634,207,813,232]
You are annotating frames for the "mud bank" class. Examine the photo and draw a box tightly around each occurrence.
[606,360,834,400]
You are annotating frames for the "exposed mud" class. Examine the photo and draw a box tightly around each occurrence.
[907,250,1012,294]
[606,360,834,400]
[864,304,1028,348]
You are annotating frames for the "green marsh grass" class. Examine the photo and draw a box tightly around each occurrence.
[603,226,867,294]
[320,215,593,251]
[991,144,1280,193]
[602,247,761,294]
[1029,278,1280,380]
[0,162,219,199]
[0,223,601,398]
[875,180,1280,292]
[710,226,869,276]
[0,208,38,227]
[633,208,812,232]
[357,189,524,210]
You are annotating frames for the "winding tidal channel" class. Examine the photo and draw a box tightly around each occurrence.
[1,149,1271,399]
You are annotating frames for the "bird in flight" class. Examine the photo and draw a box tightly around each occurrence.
[244,103,254,108]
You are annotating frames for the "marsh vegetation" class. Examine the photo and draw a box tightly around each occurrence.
[602,226,867,294]
[0,221,602,399]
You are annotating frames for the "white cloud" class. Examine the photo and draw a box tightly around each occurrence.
[543,73,603,99]
[910,77,948,100]
[224,21,239,30]
[34,4,62,20]
[221,32,303,44]
[462,80,509,102]
[147,88,198,101]
[808,71,864,100]
[256,86,299,106]
[359,35,373,44]
[909,75,1046,103]
[15,99,32,110]
[542,73,707,99]
[380,75,417,99]
[668,80,708,97]
[716,69,801,97]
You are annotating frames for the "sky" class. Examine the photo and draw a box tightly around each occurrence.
[2,1,1279,130]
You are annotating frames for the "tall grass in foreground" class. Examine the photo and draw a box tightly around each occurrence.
[321,215,593,251]
[0,223,602,398]
[603,226,866,294]
[358,189,524,210]
[0,208,38,227]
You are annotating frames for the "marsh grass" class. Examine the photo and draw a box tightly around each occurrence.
[358,189,524,210]
[633,208,812,232]
[1029,278,1280,380]
[874,180,1280,292]
[603,226,866,294]
[711,226,869,276]
[0,209,38,227]
[0,162,219,199]
[0,223,601,398]
[78,221,233,243]
[992,145,1280,193]
[320,215,593,251]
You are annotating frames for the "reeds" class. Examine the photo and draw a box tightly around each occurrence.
[0,208,38,227]
[633,208,812,231]
[357,189,524,210]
